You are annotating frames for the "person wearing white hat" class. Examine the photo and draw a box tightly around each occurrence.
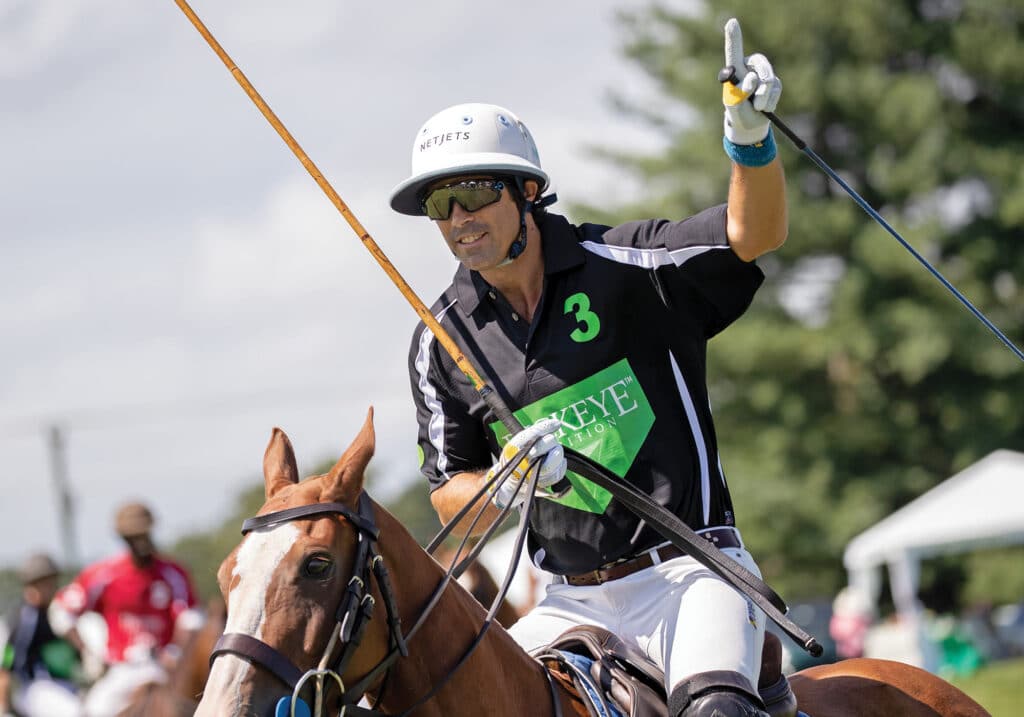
[397,18,786,717]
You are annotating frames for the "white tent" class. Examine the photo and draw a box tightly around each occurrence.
[844,449,1024,620]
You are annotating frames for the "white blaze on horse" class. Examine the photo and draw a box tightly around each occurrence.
[195,409,990,717]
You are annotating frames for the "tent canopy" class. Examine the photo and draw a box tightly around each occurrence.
[843,449,1024,617]
[845,449,1024,570]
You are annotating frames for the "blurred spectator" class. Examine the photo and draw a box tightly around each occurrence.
[0,553,82,717]
[929,613,985,679]
[959,603,1008,662]
[829,585,875,659]
[992,602,1024,656]
[51,502,202,717]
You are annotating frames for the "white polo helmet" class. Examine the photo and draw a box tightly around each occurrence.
[390,103,550,216]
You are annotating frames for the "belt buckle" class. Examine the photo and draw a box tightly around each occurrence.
[590,569,604,585]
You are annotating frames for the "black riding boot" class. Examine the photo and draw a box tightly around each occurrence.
[669,670,770,717]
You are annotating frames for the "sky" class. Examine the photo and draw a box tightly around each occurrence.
[0,0,685,567]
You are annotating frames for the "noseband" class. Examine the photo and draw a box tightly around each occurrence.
[209,493,409,717]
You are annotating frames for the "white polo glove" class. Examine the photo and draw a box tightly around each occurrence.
[486,418,567,510]
[722,18,782,145]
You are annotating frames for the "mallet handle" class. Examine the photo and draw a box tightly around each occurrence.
[175,1,577,498]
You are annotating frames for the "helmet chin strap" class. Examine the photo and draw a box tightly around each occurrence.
[498,177,558,266]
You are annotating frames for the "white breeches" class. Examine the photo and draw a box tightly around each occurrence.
[508,543,766,693]
[12,676,81,717]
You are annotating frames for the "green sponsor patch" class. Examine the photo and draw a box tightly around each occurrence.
[489,358,654,513]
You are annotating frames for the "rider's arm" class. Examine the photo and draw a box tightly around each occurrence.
[47,597,81,641]
[159,565,204,669]
[720,18,787,262]
[0,668,12,715]
[726,158,787,261]
[430,470,505,537]
[159,617,201,671]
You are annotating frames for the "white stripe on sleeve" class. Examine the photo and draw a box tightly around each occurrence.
[581,240,726,269]
[413,299,459,482]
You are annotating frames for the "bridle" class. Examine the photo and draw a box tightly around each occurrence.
[208,445,565,717]
[210,493,409,717]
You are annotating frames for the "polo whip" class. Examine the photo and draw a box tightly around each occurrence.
[721,66,1023,363]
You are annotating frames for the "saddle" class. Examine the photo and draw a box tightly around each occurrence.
[533,626,797,717]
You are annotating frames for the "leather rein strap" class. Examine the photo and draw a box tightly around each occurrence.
[563,448,823,657]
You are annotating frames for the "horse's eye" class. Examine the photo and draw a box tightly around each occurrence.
[302,555,334,580]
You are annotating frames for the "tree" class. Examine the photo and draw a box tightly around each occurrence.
[585,0,1024,598]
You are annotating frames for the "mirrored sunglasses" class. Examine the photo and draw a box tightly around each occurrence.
[422,180,506,220]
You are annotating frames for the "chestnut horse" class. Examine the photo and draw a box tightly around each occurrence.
[195,410,990,717]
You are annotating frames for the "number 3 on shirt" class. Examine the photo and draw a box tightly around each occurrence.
[564,292,601,343]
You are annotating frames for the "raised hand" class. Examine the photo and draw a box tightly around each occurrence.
[722,18,782,146]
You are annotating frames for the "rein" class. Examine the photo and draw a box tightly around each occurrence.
[563,449,823,657]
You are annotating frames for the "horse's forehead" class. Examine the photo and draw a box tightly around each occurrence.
[256,479,331,515]
[229,514,347,578]
[233,523,302,582]
[220,523,303,639]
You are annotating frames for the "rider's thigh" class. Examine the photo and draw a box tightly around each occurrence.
[659,548,765,692]
[508,581,617,654]
[608,548,766,693]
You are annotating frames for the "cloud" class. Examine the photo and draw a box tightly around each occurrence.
[188,176,349,310]
[0,0,93,78]
[0,0,676,564]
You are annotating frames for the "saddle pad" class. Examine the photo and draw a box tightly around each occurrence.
[557,650,626,717]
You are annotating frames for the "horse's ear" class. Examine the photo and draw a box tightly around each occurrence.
[264,427,300,498]
[323,407,376,505]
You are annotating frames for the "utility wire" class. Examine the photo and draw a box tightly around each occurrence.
[0,383,353,441]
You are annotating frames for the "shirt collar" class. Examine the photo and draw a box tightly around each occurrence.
[452,213,586,316]
[539,213,587,275]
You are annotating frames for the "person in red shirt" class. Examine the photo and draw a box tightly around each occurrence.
[53,502,202,717]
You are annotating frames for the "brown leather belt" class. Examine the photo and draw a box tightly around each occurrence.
[563,527,742,587]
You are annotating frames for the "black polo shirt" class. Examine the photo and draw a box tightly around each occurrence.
[408,206,764,575]
[2,603,62,680]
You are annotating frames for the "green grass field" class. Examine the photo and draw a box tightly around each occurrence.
[950,658,1024,716]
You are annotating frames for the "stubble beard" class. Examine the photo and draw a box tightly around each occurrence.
[448,221,510,272]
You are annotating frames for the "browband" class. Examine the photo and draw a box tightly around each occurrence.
[241,502,379,539]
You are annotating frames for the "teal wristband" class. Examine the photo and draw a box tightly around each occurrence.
[723,129,777,167]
